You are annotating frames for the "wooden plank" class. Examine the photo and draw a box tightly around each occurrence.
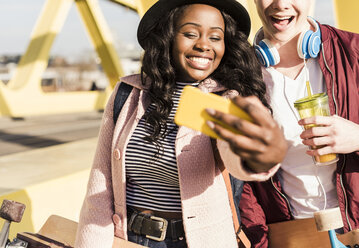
[38,215,146,248]
[268,218,359,248]
[38,215,77,247]
[17,232,73,248]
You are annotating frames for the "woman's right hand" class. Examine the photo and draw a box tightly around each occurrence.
[206,95,288,173]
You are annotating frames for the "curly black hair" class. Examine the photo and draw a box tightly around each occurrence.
[140,5,269,143]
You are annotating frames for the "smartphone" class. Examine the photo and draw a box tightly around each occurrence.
[174,86,252,139]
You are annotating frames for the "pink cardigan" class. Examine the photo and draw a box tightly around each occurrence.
[75,74,278,248]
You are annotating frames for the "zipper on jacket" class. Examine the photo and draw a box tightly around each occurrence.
[320,43,338,116]
[338,155,351,231]
[321,43,351,231]
[270,177,293,217]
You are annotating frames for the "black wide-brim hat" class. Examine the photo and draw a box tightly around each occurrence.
[137,0,251,49]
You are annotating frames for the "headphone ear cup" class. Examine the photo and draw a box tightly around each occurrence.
[308,31,321,58]
[255,44,270,67]
[297,30,313,59]
[254,39,280,67]
[297,18,322,59]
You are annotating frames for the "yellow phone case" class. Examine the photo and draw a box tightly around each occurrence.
[174,86,252,139]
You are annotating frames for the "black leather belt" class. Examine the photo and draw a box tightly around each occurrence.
[127,207,185,241]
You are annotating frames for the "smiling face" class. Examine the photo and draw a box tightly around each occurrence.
[171,4,225,82]
[254,0,313,43]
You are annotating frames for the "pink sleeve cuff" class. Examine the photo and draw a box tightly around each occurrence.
[217,140,280,181]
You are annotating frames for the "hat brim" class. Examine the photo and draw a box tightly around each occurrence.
[137,0,251,49]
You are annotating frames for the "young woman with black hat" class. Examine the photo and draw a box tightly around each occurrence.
[75,0,287,247]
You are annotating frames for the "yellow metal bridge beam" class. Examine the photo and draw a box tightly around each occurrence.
[0,0,126,117]
[75,0,124,88]
[0,0,262,118]
[108,0,137,11]
[0,0,326,118]
[333,0,359,33]
[109,0,156,16]
[6,0,73,91]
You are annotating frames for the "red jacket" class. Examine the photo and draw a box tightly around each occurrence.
[240,23,359,247]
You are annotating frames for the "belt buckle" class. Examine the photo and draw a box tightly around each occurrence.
[146,216,168,241]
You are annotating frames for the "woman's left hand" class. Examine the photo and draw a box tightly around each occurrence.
[299,115,359,155]
[206,95,287,173]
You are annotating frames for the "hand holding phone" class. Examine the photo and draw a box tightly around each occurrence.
[174,86,252,139]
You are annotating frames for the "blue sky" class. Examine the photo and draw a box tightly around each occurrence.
[0,0,141,58]
[0,0,335,59]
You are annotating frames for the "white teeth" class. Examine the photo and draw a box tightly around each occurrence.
[273,16,291,20]
[189,57,210,65]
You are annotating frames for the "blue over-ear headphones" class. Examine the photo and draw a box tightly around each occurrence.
[254,17,321,67]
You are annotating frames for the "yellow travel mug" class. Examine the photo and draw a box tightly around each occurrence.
[294,93,339,165]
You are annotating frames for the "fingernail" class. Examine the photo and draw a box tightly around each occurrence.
[206,108,215,115]
[206,120,215,129]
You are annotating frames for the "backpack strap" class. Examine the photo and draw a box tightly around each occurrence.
[211,139,251,248]
[113,82,134,125]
